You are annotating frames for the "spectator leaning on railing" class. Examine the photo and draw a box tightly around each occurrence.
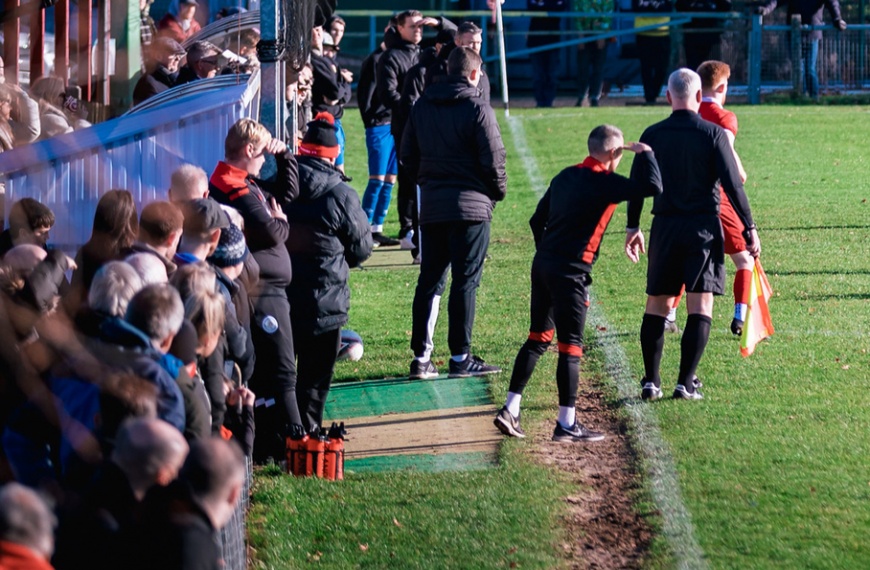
[29,76,91,139]
[0,83,40,152]
[756,0,847,99]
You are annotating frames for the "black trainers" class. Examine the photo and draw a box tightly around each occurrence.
[730,318,744,336]
[641,380,663,401]
[448,355,502,378]
[373,232,400,247]
[493,407,526,438]
[409,359,439,380]
[552,421,605,443]
[673,377,704,400]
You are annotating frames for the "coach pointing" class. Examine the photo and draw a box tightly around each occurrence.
[625,68,760,401]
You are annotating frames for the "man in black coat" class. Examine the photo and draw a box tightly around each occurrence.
[625,68,760,401]
[377,10,440,251]
[286,113,373,432]
[132,37,185,106]
[401,47,507,380]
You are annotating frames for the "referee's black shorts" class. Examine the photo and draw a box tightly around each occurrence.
[646,214,725,296]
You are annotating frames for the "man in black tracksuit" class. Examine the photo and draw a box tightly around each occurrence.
[402,47,506,379]
[494,126,662,443]
[625,68,760,401]
[209,119,299,460]
[285,114,373,432]
[377,10,424,246]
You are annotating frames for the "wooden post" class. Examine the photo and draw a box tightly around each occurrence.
[56,0,71,82]
[110,0,141,114]
[29,4,45,81]
[3,0,20,85]
[78,0,93,100]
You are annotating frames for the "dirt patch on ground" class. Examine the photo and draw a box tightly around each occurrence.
[525,383,654,570]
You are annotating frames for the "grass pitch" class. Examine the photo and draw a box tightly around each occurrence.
[248,105,870,569]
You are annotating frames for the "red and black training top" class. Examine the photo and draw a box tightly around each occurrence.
[209,153,299,287]
[531,152,662,272]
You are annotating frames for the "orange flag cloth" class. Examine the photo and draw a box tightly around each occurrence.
[740,258,774,357]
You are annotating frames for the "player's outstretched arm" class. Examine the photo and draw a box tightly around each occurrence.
[625,228,645,263]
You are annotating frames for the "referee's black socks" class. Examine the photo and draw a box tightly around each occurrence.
[640,314,666,387]
[678,314,712,389]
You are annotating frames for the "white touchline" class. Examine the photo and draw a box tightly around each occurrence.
[506,114,709,570]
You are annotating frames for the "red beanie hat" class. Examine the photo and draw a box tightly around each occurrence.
[298,112,340,159]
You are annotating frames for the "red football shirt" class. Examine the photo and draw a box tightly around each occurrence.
[700,100,738,136]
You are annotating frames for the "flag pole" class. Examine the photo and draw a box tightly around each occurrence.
[494,0,510,117]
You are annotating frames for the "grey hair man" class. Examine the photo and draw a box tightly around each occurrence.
[176,41,222,84]
[125,284,185,354]
[625,68,760,401]
[89,260,145,318]
[0,483,56,566]
[168,163,209,204]
[112,417,189,500]
[125,252,169,285]
[130,437,246,569]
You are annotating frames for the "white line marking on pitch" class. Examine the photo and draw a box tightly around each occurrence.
[506,114,709,570]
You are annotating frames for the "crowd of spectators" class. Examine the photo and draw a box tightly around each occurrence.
[0,99,378,565]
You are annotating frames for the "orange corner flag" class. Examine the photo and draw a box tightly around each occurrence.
[740,258,774,357]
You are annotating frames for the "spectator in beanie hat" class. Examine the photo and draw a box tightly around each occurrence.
[207,222,249,270]
[198,220,254,433]
[286,112,372,432]
[298,112,341,159]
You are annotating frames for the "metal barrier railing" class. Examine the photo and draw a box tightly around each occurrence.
[0,72,260,249]
[333,9,870,103]
[219,456,253,570]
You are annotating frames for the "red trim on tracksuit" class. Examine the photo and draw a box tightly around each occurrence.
[576,157,617,264]
[210,161,256,202]
[529,329,555,343]
[557,342,583,357]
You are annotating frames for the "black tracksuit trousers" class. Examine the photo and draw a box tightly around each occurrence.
[411,221,490,358]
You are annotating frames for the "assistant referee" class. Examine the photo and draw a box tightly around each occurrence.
[624,68,761,400]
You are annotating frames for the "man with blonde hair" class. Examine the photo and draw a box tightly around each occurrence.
[209,119,299,459]
[625,68,760,401]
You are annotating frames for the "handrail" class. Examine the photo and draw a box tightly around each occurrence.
[0,72,260,179]
[124,71,257,115]
[182,11,263,49]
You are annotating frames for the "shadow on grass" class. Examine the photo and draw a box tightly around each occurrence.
[764,224,870,232]
[771,269,870,276]
[798,293,870,300]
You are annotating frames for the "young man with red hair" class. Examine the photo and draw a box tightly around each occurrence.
[668,60,753,335]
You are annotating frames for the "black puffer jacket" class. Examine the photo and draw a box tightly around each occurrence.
[398,46,439,130]
[376,36,420,126]
[284,156,373,334]
[310,50,351,120]
[357,45,386,128]
[401,76,507,225]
